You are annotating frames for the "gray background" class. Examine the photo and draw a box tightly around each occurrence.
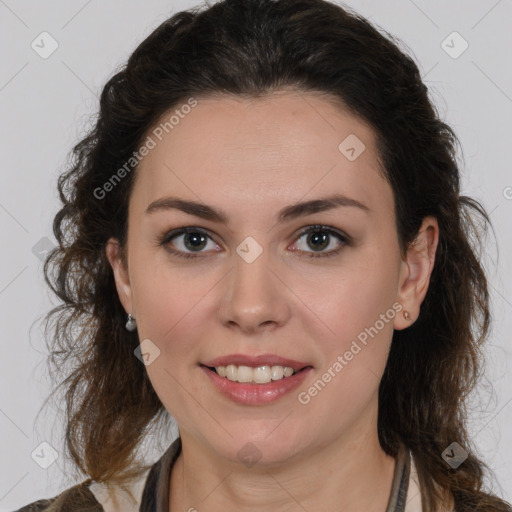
[0,0,511,509]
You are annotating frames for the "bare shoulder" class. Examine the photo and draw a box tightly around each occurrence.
[13,481,103,512]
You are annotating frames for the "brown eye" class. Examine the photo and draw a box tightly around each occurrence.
[292,226,349,259]
[160,227,219,259]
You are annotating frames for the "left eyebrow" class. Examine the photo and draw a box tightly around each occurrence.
[145,193,370,224]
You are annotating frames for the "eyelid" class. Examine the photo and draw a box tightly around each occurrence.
[159,224,350,259]
[291,225,350,258]
[159,226,221,254]
[294,224,350,243]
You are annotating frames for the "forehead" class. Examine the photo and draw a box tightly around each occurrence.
[131,91,393,222]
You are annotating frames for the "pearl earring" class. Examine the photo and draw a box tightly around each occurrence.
[404,311,411,321]
[125,314,137,331]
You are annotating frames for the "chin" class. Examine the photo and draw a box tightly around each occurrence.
[208,428,310,468]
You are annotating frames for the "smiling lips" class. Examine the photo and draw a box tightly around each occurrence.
[215,364,296,384]
[202,353,311,383]
[200,353,312,404]
[203,353,311,369]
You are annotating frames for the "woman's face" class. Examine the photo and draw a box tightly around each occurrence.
[108,90,435,466]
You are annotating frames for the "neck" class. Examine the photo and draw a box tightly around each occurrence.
[169,409,398,511]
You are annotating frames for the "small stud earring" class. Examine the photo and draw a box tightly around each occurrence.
[404,311,411,321]
[125,314,137,331]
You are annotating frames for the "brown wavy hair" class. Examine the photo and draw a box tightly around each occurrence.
[40,0,511,509]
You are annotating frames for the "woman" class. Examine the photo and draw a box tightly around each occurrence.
[16,0,511,510]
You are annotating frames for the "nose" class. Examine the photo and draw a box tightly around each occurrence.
[217,247,291,335]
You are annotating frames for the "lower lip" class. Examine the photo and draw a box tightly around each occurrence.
[200,365,312,405]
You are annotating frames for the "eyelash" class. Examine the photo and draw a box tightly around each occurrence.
[159,225,350,260]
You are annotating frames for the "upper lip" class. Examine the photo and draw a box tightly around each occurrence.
[202,353,312,371]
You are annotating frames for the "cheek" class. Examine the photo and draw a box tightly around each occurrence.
[131,261,217,422]
[296,268,398,427]
[129,253,218,358]
[294,250,400,411]
[298,248,399,344]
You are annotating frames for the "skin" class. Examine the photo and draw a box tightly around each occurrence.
[106,89,439,512]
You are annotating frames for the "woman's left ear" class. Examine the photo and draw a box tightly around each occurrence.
[394,216,439,330]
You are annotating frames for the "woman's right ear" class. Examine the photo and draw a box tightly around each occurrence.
[106,238,133,314]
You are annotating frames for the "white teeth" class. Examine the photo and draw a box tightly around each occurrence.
[283,366,294,377]
[226,364,237,381]
[271,365,283,380]
[214,364,298,384]
[237,365,253,383]
[254,366,271,384]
